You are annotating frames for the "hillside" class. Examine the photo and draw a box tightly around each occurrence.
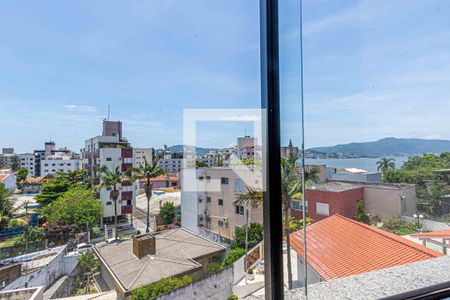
[166,145,217,154]
[309,138,450,157]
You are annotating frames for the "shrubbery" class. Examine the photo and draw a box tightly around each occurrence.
[131,276,192,300]
[223,247,245,267]
[380,218,418,236]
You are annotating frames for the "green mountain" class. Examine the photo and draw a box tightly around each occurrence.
[166,145,217,154]
[309,137,450,157]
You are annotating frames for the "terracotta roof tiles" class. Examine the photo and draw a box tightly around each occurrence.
[289,214,443,281]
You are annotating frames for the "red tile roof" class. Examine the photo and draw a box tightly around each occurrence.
[139,174,178,183]
[412,229,450,238]
[289,214,443,281]
[0,175,8,181]
[24,177,44,184]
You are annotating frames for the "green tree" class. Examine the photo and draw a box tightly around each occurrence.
[78,252,100,274]
[377,157,396,174]
[354,201,371,225]
[230,223,263,250]
[16,168,29,189]
[223,247,245,267]
[99,166,127,240]
[36,178,72,206]
[78,252,100,295]
[380,218,418,236]
[159,202,176,225]
[11,155,21,171]
[131,276,192,300]
[41,187,101,228]
[0,183,27,232]
[133,158,164,233]
[195,160,209,168]
[14,226,45,245]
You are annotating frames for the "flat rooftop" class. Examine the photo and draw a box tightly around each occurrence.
[309,181,415,192]
[94,228,225,292]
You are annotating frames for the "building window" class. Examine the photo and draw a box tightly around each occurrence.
[44,164,48,166]
[316,202,330,216]
[106,157,112,161]
[218,199,224,206]
[206,176,211,181]
[234,179,245,192]
[199,176,204,181]
[221,177,229,184]
[106,202,112,206]
[207,196,211,203]
[291,200,308,212]
[218,220,224,228]
[235,204,245,215]
[198,198,203,203]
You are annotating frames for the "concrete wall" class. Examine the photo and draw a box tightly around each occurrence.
[364,185,416,219]
[154,266,233,300]
[402,216,450,231]
[0,286,44,300]
[330,172,382,183]
[43,264,81,299]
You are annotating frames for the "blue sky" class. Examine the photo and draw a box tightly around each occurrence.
[1,0,449,153]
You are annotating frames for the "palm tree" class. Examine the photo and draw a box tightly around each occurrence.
[234,186,263,278]
[99,166,124,240]
[133,158,164,233]
[376,157,396,173]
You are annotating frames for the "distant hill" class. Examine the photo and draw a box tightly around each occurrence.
[309,138,450,157]
[166,145,217,154]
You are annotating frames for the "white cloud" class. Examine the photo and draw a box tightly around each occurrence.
[64,104,97,113]
[217,114,260,122]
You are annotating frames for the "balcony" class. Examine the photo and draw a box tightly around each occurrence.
[121,191,133,201]
[121,163,133,173]
[121,205,133,214]
[121,148,133,158]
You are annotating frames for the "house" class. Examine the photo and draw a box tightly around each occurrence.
[138,174,179,190]
[22,177,45,194]
[94,229,226,298]
[289,215,443,286]
[291,181,417,222]
[0,173,16,190]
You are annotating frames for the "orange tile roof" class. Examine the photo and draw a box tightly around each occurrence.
[412,229,450,238]
[0,175,8,181]
[289,214,443,281]
[24,177,44,184]
[139,174,178,182]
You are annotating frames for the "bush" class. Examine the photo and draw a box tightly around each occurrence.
[14,226,45,245]
[227,294,239,300]
[380,218,418,236]
[354,201,371,225]
[247,267,253,274]
[223,247,245,267]
[207,262,222,274]
[131,276,192,300]
[159,202,176,225]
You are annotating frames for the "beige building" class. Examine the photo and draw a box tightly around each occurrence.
[135,148,155,167]
[182,167,263,240]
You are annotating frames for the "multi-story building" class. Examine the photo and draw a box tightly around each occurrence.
[40,153,80,177]
[0,148,16,169]
[135,148,155,167]
[82,120,136,224]
[237,136,256,160]
[181,166,263,240]
[18,153,36,177]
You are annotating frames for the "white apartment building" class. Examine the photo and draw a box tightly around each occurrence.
[181,166,263,239]
[19,153,36,177]
[40,154,80,177]
[135,148,155,167]
[160,157,183,173]
[82,120,136,223]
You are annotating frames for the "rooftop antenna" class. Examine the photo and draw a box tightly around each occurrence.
[107,105,110,121]
[244,128,247,137]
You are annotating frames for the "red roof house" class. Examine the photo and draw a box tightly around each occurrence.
[289,215,443,284]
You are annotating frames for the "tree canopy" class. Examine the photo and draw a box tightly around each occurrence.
[41,186,101,227]
[230,222,263,250]
[159,202,176,225]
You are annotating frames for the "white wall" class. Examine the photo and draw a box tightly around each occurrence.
[40,157,80,177]
[1,174,16,190]
[296,254,323,286]
[19,154,35,178]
